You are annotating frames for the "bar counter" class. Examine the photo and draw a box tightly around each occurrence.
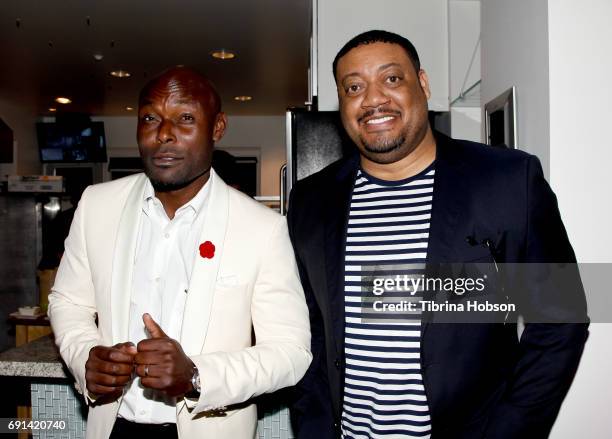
[0,334,86,438]
[0,334,65,378]
[0,335,294,438]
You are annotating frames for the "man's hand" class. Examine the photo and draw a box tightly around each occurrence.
[135,313,195,397]
[85,342,136,402]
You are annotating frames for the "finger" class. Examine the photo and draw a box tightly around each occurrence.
[143,313,167,338]
[87,371,133,387]
[134,350,171,366]
[94,347,136,364]
[134,363,165,379]
[140,376,170,391]
[88,358,134,376]
[136,338,176,354]
[114,342,137,356]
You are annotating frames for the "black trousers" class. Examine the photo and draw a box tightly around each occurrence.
[110,418,178,439]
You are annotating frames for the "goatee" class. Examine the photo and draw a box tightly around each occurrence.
[146,166,211,193]
[359,134,406,155]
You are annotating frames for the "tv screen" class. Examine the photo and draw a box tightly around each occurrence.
[37,122,107,162]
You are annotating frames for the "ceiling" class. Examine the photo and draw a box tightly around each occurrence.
[0,0,311,116]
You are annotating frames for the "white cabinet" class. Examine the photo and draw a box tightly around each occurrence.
[315,0,449,112]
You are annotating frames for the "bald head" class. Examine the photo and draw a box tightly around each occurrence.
[136,65,228,196]
[139,66,221,114]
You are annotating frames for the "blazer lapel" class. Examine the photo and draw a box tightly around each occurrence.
[325,156,359,358]
[180,170,228,355]
[110,174,148,344]
[423,134,469,332]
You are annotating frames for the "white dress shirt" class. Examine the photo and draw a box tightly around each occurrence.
[118,177,211,424]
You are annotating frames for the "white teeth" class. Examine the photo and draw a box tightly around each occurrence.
[366,116,395,125]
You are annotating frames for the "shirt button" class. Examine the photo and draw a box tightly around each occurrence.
[164,233,170,239]
[139,410,146,415]
[155,277,160,283]
[334,359,341,369]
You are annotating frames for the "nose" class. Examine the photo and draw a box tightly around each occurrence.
[156,119,176,144]
[361,84,390,108]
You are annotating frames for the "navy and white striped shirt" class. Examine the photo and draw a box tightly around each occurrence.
[341,165,435,438]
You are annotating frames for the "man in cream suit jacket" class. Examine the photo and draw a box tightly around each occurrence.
[48,67,311,439]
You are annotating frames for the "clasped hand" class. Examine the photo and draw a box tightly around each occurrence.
[85,313,195,401]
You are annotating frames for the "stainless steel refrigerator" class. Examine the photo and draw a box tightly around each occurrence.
[281,108,354,214]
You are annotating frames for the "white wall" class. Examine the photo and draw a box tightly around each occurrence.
[0,100,40,176]
[482,1,612,437]
[217,116,285,197]
[98,115,286,197]
[547,1,612,437]
[450,107,481,142]
[93,116,138,151]
[481,0,550,176]
[449,0,481,103]
[547,0,612,263]
[449,0,482,142]
[316,0,449,112]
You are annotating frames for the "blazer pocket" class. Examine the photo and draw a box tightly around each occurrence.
[216,274,239,287]
[213,281,249,298]
[463,247,495,263]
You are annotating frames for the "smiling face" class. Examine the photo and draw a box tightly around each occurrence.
[137,68,226,193]
[336,42,431,165]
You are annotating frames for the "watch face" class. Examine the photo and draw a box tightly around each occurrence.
[192,368,201,393]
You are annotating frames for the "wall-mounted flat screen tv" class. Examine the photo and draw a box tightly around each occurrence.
[37,121,107,162]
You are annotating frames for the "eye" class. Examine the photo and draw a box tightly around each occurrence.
[386,75,402,84]
[141,114,157,123]
[180,113,195,122]
[345,84,362,96]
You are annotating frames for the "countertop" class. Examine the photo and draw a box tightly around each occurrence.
[0,334,68,378]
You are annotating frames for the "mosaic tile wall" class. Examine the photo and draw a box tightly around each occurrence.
[257,405,295,439]
[31,383,294,439]
[31,383,86,439]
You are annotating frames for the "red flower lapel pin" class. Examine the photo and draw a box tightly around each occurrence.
[199,241,216,259]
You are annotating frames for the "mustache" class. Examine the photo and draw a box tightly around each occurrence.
[357,107,401,123]
[153,146,180,155]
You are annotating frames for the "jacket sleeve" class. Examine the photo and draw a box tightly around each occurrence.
[47,187,101,400]
[286,187,337,439]
[184,215,312,414]
[484,155,589,438]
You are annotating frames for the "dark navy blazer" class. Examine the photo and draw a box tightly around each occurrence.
[287,132,588,439]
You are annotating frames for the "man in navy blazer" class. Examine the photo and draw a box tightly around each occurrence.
[287,30,588,439]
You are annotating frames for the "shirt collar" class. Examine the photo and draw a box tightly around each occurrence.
[142,176,212,221]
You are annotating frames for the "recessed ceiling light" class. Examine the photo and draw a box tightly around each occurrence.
[125,106,134,111]
[110,69,131,78]
[234,95,252,102]
[93,53,104,61]
[55,97,71,104]
[48,107,57,112]
[211,49,235,60]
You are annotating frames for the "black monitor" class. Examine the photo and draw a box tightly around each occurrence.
[37,121,107,163]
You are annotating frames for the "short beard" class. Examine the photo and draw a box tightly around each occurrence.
[359,133,406,156]
[146,166,211,193]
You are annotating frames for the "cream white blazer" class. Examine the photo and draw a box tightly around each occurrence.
[48,170,312,439]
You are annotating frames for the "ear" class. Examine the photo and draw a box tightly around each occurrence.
[417,69,431,100]
[212,112,228,142]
